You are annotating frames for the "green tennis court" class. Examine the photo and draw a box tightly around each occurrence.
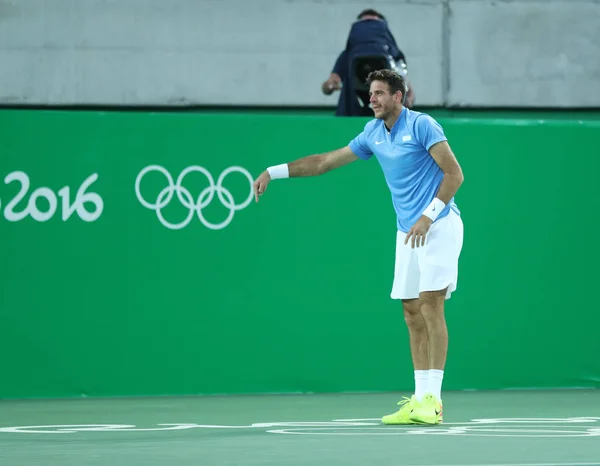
[2,390,599,466]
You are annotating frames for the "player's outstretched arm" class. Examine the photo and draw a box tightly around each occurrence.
[253,146,359,202]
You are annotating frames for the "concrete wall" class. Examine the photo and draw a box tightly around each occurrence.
[448,0,600,107]
[0,0,598,108]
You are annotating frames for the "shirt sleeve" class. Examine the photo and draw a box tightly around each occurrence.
[349,130,373,160]
[332,51,348,77]
[414,114,447,151]
[386,29,406,63]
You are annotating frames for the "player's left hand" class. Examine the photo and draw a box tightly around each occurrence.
[405,216,433,248]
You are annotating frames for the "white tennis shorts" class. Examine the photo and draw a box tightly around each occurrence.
[391,209,464,300]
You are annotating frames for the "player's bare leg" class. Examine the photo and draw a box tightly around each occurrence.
[382,298,429,425]
[419,289,448,370]
[409,288,447,424]
[402,298,429,371]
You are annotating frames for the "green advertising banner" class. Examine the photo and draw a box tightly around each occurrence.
[1,109,598,399]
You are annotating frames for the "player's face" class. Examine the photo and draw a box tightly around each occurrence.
[369,80,400,119]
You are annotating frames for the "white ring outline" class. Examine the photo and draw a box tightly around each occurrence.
[135,165,253,230]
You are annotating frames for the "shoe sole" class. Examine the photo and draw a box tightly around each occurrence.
[409,417,442,425]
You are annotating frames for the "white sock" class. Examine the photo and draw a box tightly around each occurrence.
[428,369,444,400]
[414,370,429,401]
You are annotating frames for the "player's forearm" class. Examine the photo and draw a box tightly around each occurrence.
[266,147,355,180]
[287,154,329,177]
[422,171,463,221]
[435,171,464,204]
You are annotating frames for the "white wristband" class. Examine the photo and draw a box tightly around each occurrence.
[267,163,289,180]
[422,198,446,222]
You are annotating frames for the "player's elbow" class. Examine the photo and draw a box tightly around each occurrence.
[455,169,464,187]
[446,167,464,188]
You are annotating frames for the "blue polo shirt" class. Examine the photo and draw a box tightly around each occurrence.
[349,108,459,232]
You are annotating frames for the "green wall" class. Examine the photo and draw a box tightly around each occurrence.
[1,109,598,399]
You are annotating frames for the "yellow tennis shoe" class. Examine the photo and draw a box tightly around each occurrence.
[381,395,421,425]
[409,393,443,424]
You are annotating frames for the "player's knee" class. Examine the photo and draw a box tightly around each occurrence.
[402,299,424,329]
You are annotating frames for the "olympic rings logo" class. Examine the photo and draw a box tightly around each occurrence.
[135,165,254,230]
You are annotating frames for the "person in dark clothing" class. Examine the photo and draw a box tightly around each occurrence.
[322,9,415,116]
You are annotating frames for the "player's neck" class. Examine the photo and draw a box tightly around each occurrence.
[384,106,403,132]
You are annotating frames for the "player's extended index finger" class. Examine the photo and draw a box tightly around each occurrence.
[253,182,259,202]
[404,229,413,245]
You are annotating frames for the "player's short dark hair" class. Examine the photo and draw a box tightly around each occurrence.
[366,69,407,102]
[357,9,386,20]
